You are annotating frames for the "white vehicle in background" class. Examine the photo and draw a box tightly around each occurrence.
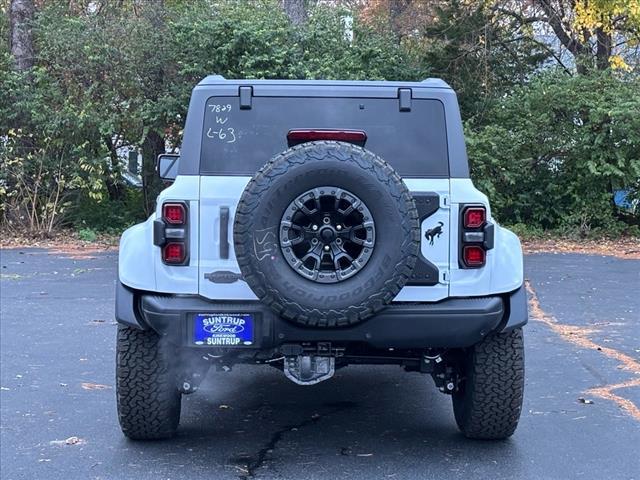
[115,76,528,441]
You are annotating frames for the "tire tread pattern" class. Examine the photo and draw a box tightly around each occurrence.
[116,326,181,440]
[453,328,525,440]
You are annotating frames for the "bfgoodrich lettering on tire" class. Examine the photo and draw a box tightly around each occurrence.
[234,141,420,327]
[452,328,525,440]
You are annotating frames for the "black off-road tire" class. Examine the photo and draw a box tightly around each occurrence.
[234,141,420,327]
[116,325,181,440]
[452,328,525,440]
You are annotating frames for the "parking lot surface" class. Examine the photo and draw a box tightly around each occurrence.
[1,247,639,479]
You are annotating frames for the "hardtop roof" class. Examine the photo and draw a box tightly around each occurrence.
[197,75,451,90]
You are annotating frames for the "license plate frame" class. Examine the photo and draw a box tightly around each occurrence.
[192,313,254,347]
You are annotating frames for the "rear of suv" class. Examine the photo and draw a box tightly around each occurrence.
[115,76,527,441]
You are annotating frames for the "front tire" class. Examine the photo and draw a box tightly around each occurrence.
[116,326,181,440]
[452,328,525,440]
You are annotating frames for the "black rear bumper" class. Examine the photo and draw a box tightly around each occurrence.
[116,282,528,349]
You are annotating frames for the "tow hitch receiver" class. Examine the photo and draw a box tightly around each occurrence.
[284,355,335,385]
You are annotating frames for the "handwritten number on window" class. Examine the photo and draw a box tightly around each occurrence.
[207,127,236,143]
[207,105,235,143]
[208,104,232,113]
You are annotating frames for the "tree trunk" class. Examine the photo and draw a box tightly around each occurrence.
[139,0,166,216]
[103,136,125,202]
[534,0,589,74]
[141,131,165,216]
[282,0,307,25]
[595,28,612,70]
[9,0,35,72]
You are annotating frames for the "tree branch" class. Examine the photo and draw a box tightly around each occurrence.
[535,0,585,57]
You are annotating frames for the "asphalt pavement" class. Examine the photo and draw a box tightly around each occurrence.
[1,247,639,480]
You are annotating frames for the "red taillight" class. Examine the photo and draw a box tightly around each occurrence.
[162,242,185,264]
[463,245,486,267]
[157,202,188,265]
[463,207,486,229]
[163,203,186,225]
[287,129,367,146]
[459,204,491,269]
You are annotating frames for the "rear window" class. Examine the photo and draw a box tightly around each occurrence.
[200,96,448,177]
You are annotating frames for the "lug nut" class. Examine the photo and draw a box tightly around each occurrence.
[311,238,318,245]
[323,217,331,224]
[312,224,318,231]
[446,382,455,391]
[324,245,330,251]
[336,225,342,231]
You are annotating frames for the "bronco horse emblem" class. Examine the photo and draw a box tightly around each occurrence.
[425,221,444,246]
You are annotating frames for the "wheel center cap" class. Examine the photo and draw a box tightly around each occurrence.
[319,227,336,243]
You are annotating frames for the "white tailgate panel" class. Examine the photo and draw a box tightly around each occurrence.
[199,176,451,302]
[199,176,258,300]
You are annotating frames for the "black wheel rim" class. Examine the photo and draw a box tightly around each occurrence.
[279,187,376,283]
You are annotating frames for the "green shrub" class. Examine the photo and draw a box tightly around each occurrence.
[466,70,640,235]
[71,188,146,234]
[3,2,639,240]
[77,227,98,242]
[2,0,412,237]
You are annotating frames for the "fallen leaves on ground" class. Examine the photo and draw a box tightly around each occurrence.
[81,382,112,390]
[50,436,86,446]
[522,237,640,259]
[0,231,117,258]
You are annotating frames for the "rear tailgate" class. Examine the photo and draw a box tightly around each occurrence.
[198,85,450,302]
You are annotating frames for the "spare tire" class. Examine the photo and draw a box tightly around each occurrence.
[234,141,419,327]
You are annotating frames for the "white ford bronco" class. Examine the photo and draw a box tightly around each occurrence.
[115,76,527,441]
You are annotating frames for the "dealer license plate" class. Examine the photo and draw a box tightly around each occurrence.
[193,313,254,346]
